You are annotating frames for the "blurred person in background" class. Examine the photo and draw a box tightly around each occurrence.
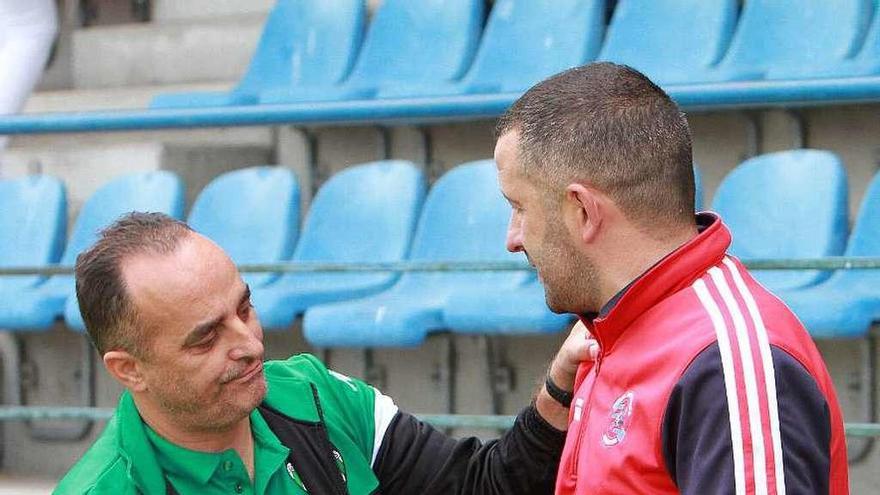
[0,0,57,171]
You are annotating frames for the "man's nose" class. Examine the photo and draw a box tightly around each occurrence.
[506,214,524,253]
[228,319,264,361]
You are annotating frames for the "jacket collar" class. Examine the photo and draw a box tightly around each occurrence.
[114,370,322,494]
[585,213,730,352]
[115,391,171,495]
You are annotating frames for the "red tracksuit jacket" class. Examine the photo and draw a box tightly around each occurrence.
[555,213,848,494]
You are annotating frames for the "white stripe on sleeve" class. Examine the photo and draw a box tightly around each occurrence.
[709,266,769,495]
[370,387,400,467]
[723,257,787,495]
[694,278,747,495]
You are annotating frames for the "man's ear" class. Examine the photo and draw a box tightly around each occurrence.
[565,183,603,244]
[104,351,148,392]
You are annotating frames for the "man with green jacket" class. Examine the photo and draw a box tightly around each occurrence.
[56,212,594,494]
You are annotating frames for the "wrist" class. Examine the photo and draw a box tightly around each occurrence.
[544,372,574,408]
[548,359,577,392]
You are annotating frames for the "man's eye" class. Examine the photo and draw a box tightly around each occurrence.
[239,302,254,319]
[193,333,216,349]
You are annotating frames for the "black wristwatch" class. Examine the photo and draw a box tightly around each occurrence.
[544,373,573,408]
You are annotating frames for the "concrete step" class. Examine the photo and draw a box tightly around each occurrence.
[154,0,384,24]
[153,0,273,23]
[14,83,273,150]
[2,139,275,222]
[24,82,232,112]
[0,475,54,495]
[72,16,263,88]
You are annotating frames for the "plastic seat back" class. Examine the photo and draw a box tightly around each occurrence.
[716,0,871,79]
[0,176,67,292]
[461,0,605,93]
[395,160,529,293]
[694,163,704,211]
[344,0,484,88]
[837,171,880,286]
[598,0,737,84]
[852,0,880,71]
[820,0,880,77]
[188,167,300,287]
[234,0,365,96]
[50,172,185,292]
[294,160,425,265]
[712,150,849,291]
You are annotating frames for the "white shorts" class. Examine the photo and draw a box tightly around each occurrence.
[0,0,58,156]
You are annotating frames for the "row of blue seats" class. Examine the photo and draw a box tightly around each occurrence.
[0,167,300,330]
[0,161,536,339]
[0,150,877,346]
[720,150,880,340]
[153,0,880,110]
[310,150,880,346]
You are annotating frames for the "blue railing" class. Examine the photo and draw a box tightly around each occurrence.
[2,77,880,136]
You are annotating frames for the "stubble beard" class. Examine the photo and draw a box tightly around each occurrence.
[539,222,601,315]
[152,367,268,432]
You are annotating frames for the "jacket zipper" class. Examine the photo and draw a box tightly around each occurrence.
[567,349,602,478]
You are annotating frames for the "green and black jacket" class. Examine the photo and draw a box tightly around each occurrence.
[55,354,565,494]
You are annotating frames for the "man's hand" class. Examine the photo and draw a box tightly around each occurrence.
[535,319,599,430]
[549,319,599,391]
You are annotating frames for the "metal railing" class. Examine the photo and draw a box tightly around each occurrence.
[0,406,877,438]
[0,255,878,468]
[4,256,880,276]
[3,77,880,136]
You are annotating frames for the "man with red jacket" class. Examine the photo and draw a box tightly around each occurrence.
[495,62,849,494]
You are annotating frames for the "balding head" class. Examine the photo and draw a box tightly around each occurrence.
[75,212,193,357]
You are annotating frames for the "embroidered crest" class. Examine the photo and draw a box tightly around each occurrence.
[287,462,308,492]
[333,449,347,482]
[602,391,634,447]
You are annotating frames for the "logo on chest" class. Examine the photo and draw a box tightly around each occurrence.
[602,391,635,447]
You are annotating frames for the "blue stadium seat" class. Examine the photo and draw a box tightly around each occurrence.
[712,150,849,293]
[442,277,574,334]
[188,166,300,288]
[259,0,484,103]
[0,171,185,331]
[441,164,704,336]
[0,175,67,297]
[777,171,880,338]
[791,0,880,79]
[700,0,871,82]
[596,0,738,85]
[303,160,530,347]
[252,161,425,330]
[378,0,606,98]
[693,163,704,211]
[151,0,365,108]
[65,168,297,331]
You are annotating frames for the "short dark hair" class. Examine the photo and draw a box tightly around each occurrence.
[75,212,192,357]
[496,62,695,232]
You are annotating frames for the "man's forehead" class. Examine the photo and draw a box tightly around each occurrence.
[494,130,521,165]
[120,234,235,307]
[495,132,528,189]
